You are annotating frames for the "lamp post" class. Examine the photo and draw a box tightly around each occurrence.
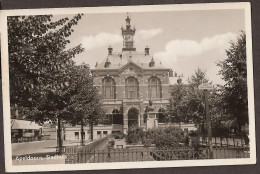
[199,83,214,159]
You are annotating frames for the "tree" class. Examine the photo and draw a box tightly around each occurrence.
[8,15,83,109]
[217,31,248,131]
[167,83,188,123]
[8,14,84,152]
[167,68,220,126]
[188,68,210,88]
[67,64,105,144]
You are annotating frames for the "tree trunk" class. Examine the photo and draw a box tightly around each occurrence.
[81,119,84,146]
[57,117,63,154]
[90,122,94,141]
[15,103,19,119]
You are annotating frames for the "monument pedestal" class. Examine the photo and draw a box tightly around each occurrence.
[146,112,158,130]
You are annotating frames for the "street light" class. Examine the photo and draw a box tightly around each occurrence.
[199,82,214,159]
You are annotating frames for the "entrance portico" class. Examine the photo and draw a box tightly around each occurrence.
[128,107,139,128]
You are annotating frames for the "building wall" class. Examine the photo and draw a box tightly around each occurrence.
[93,69,171,101]
[92,66,171,134]
[64,124,123,141]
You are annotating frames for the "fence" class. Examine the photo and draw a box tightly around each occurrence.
[65,136,110,163]
[200,136,249,147]
[65,146,250,164]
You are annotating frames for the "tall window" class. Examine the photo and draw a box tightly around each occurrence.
[102,77,116,99]
[148,77,162,99]
[125,77,139,99]
[158,108,166,123]
[112,109,123,124]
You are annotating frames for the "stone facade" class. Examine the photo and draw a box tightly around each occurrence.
[63,14,185,141]
[64,124,122,141]
[91,14,178,134]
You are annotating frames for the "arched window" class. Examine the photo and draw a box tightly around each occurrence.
[102,77,116,99]
[125,77,139,99]
[128,108,139,128]
[148,77,162,99]
[158,108,166,123]
[143,108,148,124]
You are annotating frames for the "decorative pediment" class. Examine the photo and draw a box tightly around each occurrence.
[119,62,143,75]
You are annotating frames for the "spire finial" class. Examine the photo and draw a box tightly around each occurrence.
[126,12,131,29]
[149,57,155,67]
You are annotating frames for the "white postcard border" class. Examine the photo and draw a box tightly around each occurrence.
[0,2,256,173]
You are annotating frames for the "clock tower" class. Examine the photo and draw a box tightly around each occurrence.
[121,13,136,51]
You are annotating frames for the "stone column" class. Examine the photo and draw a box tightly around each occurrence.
[154,113,158,128]
[123,106,128,134]
[146,112,157,130]
[138,113,141,127]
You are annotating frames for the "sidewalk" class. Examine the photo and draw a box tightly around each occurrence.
[12,139,84,165]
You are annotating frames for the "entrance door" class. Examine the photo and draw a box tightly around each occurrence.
[128,108,139,128]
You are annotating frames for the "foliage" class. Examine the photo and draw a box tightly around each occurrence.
[189,130,199,137]
[126,127,145,144]
[126,127,185,149]
[8,14,106,146]
[168,68,210,124]
[151,127,185,149]
[8,14,87,151]
[66,64,106,141]
[167,83,188,123]
[8,15,83,110]
[217,31,248,130]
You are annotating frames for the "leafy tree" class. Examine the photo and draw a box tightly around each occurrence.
[188,68,210,88]
[8,14,84,152]
[67,64,105,144]
[217,31,248,131]
[168,68,211,125]
[126,126,185,149]
[167,83,188,123]
[8,15,83,109]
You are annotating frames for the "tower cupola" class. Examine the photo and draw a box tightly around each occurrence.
[145,46,150,55]
[121,13,136,52]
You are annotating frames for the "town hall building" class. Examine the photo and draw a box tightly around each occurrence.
[91,15,179,134]
[64,14,184,140]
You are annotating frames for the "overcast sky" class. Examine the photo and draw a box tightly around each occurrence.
[56,9,245,85]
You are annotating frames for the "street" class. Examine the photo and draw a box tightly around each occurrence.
[12,139,83,165]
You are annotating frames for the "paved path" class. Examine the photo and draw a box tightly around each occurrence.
[12,140,57,156]
[12,140,83,165]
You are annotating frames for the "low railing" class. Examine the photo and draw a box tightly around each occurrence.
[200,136,249,147]
[70,146,250,163]
[65,136,110,163]
[212,146,250,159]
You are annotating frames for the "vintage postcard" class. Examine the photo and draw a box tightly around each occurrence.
[0,2,256,173]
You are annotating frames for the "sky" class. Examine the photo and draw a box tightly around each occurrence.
[55,9,245,85]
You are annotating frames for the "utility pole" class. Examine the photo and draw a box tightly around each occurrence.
[204,90,213,158]
[199,83,214,159]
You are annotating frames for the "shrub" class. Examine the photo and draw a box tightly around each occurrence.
[112,132,125,139]
[126,127,145,144]
[151,127,185,149]
[126,126,186,149]
[189,130,199,137]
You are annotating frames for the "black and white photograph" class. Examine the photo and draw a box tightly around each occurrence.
[0,2,256,172]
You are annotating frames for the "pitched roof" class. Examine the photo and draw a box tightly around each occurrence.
[11,119,42,130]
[94,51,169,70]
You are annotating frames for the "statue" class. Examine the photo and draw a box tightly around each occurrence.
[145,100,156,112]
